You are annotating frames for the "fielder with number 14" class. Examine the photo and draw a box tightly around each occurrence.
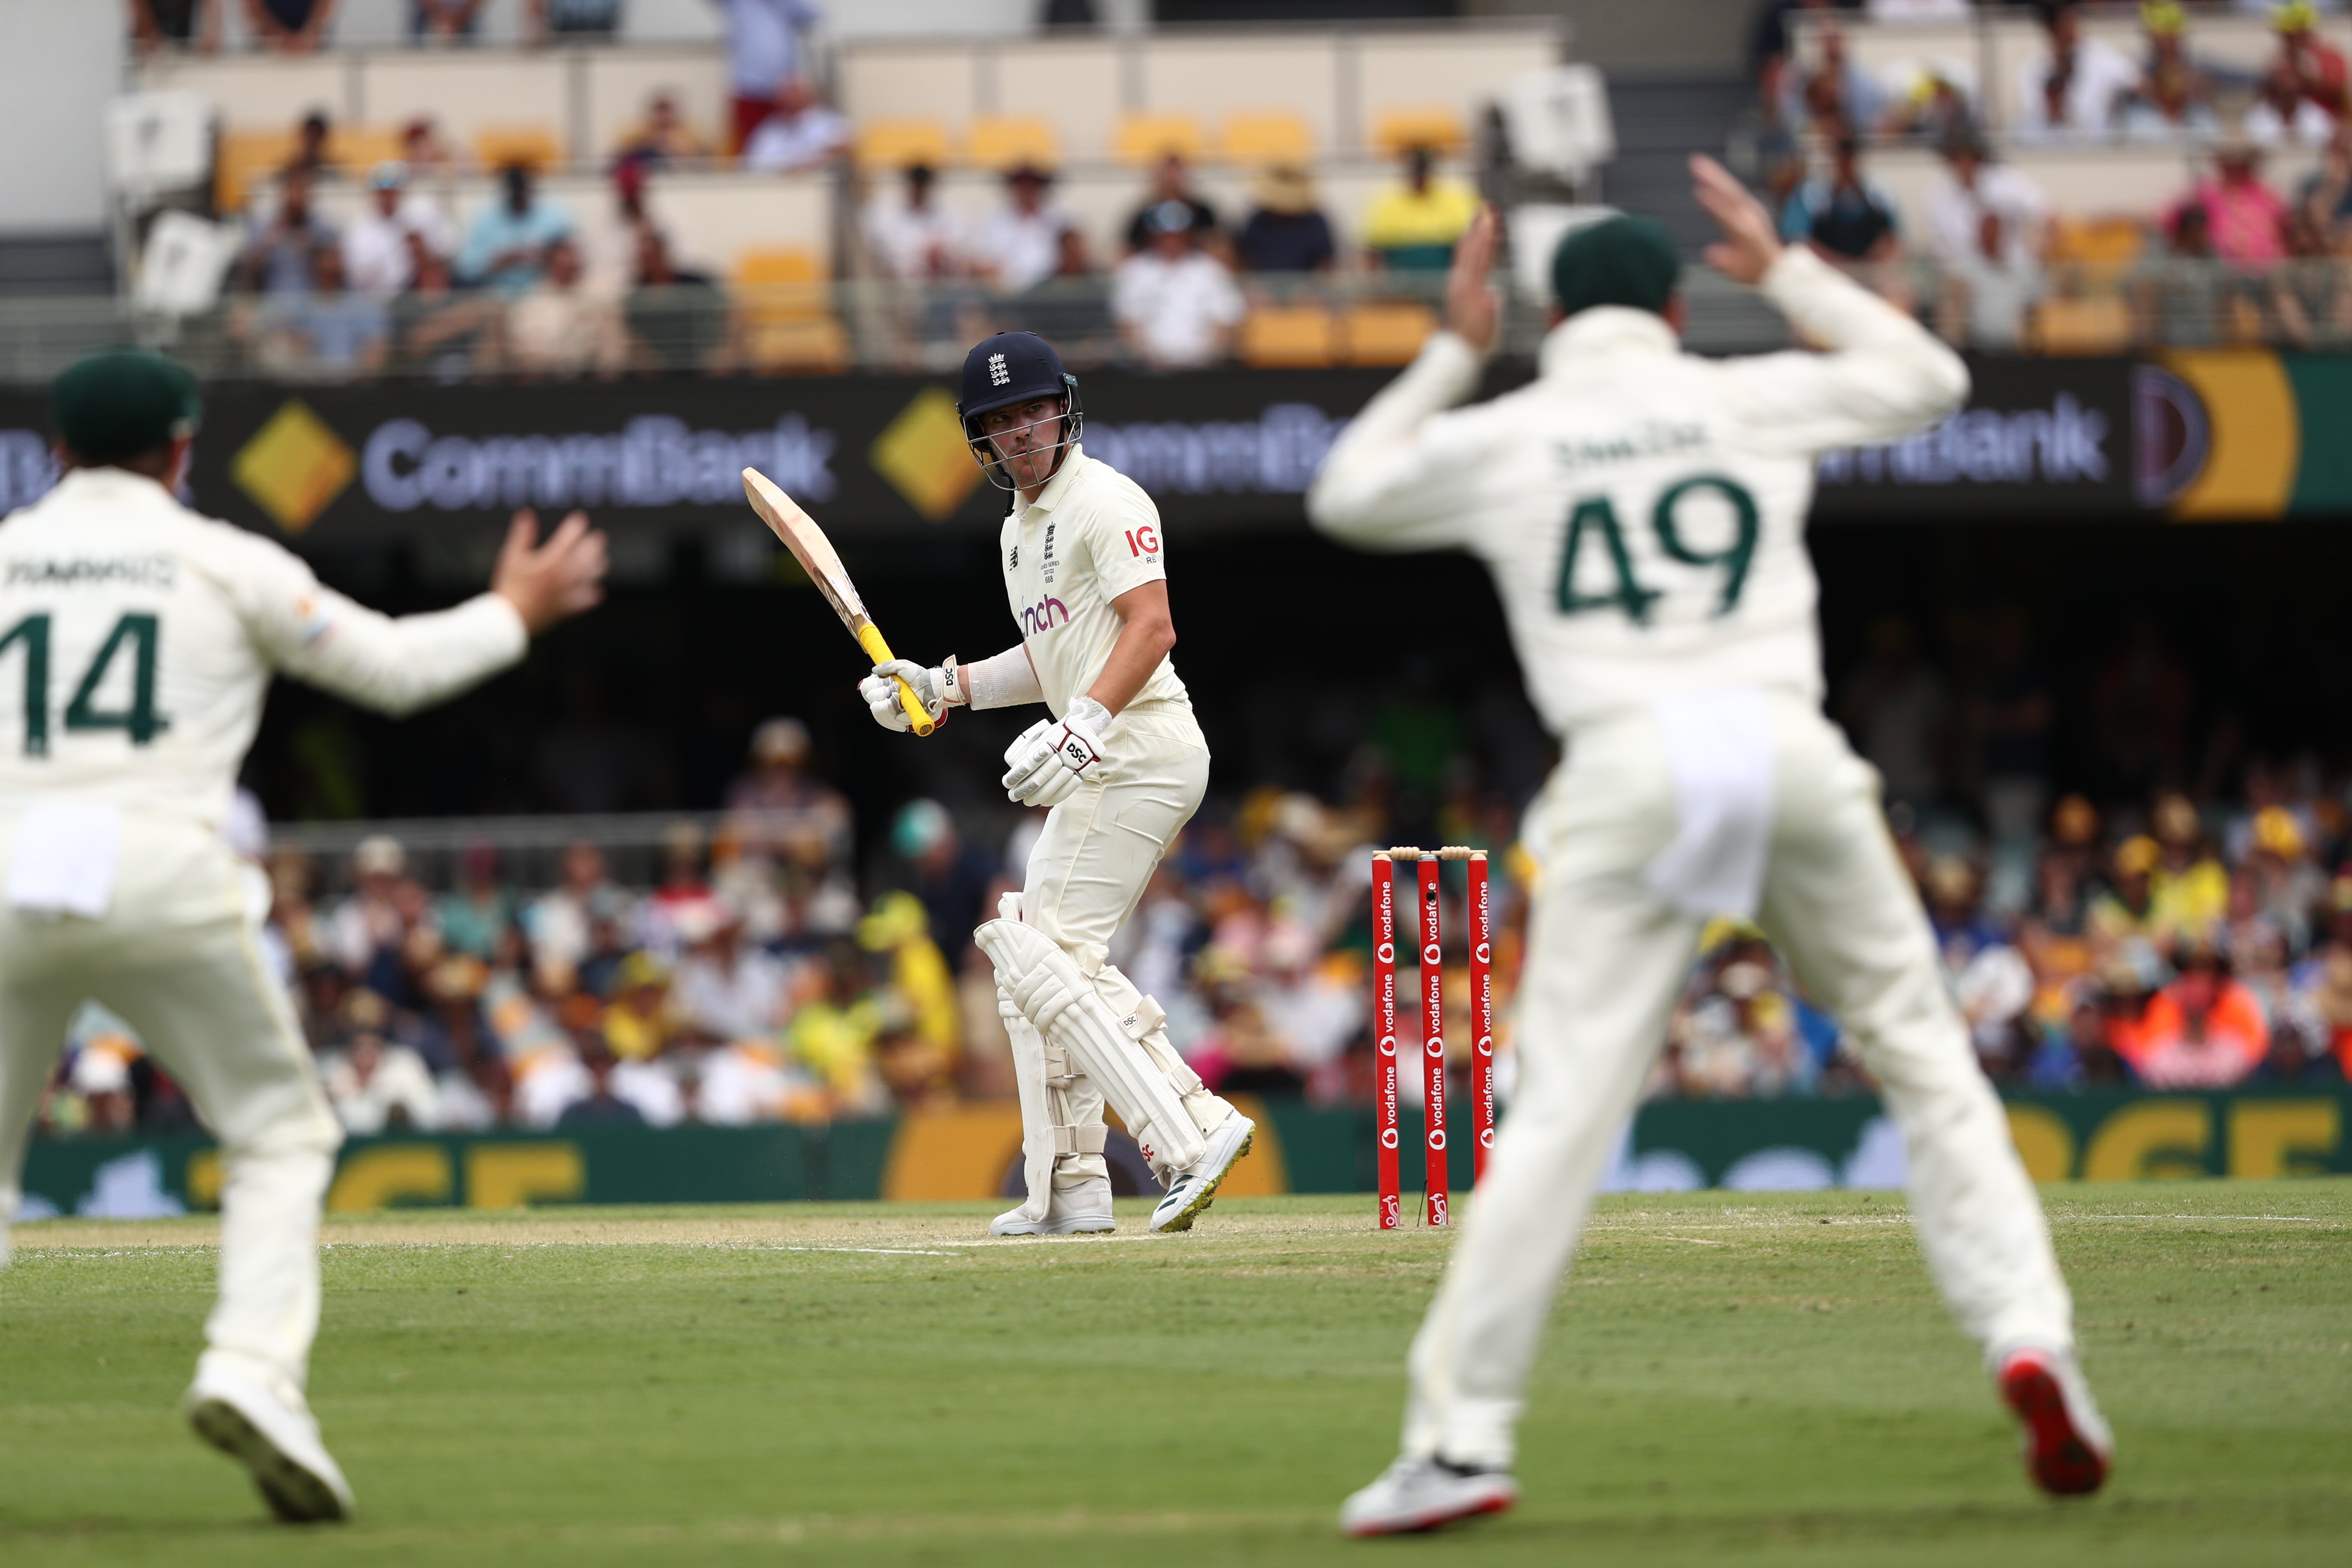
[1309,158,2111,1534]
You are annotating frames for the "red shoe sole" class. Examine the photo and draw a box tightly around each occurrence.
[1346,1491,1515,1537]
[2000,1358,2109,1497]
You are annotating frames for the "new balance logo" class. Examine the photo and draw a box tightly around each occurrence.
[989,352,1010,387]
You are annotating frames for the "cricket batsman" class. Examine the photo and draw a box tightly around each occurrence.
[1309,159,2110,1534]
[0,351,606,1521]
[856,331,1254,1236]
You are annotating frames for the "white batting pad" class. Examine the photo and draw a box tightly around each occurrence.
[998,983,1056,1225]
[977,916,1207,1172]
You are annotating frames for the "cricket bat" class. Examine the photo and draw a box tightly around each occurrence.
[740,468,934,737]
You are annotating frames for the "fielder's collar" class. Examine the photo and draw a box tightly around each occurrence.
[53,464,175,502]
[1022,442,1088,517]
[1540,306,1678,379]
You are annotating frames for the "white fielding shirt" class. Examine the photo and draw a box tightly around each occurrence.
[1307,247,1968,734]
[0,467,528,827]
[998,445,1188,720]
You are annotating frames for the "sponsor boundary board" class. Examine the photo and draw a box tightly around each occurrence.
[5,355,2348,548]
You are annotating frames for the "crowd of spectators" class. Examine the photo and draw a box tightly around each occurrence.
[1752,1,2352,349]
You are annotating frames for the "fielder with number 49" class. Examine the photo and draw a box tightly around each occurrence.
[857,332,1254,1237]
[1309,159,2110,1535]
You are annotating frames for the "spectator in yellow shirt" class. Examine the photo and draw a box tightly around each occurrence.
[2149,791,2227,944]
[600,952,679,1063]
[1362,145,1480,272]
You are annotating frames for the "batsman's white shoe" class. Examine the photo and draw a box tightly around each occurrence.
[1340,1455,1518,1537]
[1148,1113,1255,1234]
[1997,1345,2113,1498]
[183,1363,354,1523]
[990,1175,1115,1236]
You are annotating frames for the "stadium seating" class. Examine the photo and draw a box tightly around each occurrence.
[1115,113,1208,167]
[2027,295,2133,356]
[1372,109,1469,159]
[1239,304,1341,368]
[1341,301,1439,365]
[1219,112,1316,167]
[966,116,1061,173]
[472,125,564,174]
[854,119,952,172]
[730,248,849,373]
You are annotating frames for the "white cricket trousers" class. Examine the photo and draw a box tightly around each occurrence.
[1017,701,1222,1180]
[0,808,343,1399]
[1402,692,2074,1468]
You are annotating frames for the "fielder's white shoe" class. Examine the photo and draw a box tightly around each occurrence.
[991,1174,1115,1236]
[1997,1345,2113,1497]
[1340,1455,1518,1537]
[183,1362,354,1523]
[1148,1113,1255,1234]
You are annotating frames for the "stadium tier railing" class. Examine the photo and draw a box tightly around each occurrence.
[4,257,2348,386]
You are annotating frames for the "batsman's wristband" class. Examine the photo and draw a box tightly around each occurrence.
[940,655,970,708]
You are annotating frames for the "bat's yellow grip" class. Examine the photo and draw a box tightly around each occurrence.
[856,623,934,737]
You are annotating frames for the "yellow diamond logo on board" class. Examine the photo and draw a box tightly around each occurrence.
[231,401,355,533]
[870,386,981,522]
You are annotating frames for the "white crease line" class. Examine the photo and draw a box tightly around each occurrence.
[765,1245,972,1257]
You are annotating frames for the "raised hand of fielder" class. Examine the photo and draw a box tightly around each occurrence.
[1001,696,1112,808]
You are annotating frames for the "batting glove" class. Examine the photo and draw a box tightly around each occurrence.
[1001,695,1111,808]
[859,657,967,732]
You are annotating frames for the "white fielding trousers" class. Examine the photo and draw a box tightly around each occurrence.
[0,809,343,1398]
[1402,691,2074,1468]
[1016,702,1226,1182]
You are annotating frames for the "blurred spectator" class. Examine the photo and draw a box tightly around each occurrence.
[2172,139,2292,266]
[328,836,422,995]
[555,1044,647,1127]
[502,236,630,377]
[717,0,825,154]
[2150,791,2229,943]
[1927,858,2035,1075]
[457,165,574,295]
[1925,137,2047,347]
[858,891,961,1061]
[1780,22,1891,136]
[401,116,460,180]
[394,236,499,374]
[971,165,1073,295]
[1112,201,1244,368]
[1803,138,1903,264]
[343,162,453,297]
[2274,0,2349,122]
[2115,943,2269,1087]
[242,168,335,299]
[2014,1,2138,137]
[601,952,679,1062]
[616,91,713,167]
[525,842,634,971]
[411,0,488,39]
[531,0,625,43]
[741,76,849,173]
[892,800,997,968]
[674,898,790,1042]
[1669,938,1817,1098]
[131,0,221,53]
[286,111,334,182]
[282,242,389,376]
[1837,618,1949,811]
[1885,65,1980,146]
[2272,205,2352,343]
[435,845,511,959]
[625,226,728,371]
[861,163,961,282]
[725,717,852,861]
[1363,145,1480,272]
[2250,59,2339,146]
[319,1003,441,1134]
[784,940,890,1112]
[246,0,335,53]
[1235,165,1337,274]
[643,821,715,953]
[1123,154,1222,254]
[2122,61,2220,141]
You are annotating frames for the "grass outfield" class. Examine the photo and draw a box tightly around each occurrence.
[2,1183,2348,1566]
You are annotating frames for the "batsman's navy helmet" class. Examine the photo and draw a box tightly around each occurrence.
[957,331,1082,490]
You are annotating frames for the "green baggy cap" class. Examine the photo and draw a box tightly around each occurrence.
[1550,213,1681,318]
[50,349,203,464]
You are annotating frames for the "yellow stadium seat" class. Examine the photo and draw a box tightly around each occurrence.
[1240,305,1339,368]
[328,125,404,178]
[1220,111,1314,166]
[1372,107,1467,159]
[2047,217,2147,266]
[1343,301,1439,365]
[854,118,952,171]
[215,129,297,212]
[473,124,564,173]
[1115,112,1206,166]
[2028,296,2133,356]
[966,115,1060,172]
[731,247,848,370]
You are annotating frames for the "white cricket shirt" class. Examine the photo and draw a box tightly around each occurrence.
[997,445,1189,721]
[0,467,527,827]
[1308,246,1969,734]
